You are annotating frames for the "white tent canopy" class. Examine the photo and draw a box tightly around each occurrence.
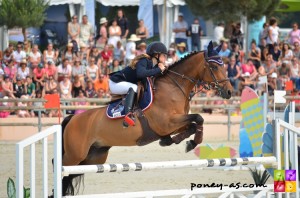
[97,0,185,7]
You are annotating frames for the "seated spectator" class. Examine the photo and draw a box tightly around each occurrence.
[94,74,109,97]
[270,43,281,62]
[136,42,147,56]
[125,34,140,65]
[47,90,62,117]
[4,60,17,82]
[62,43,76,62]
[89,47,102,67]
[13,77,26,98]
[33,63,46,91]
[31,90,46,117]
[281,43,293,66]
[13,43,26,67]
[23,41,31,58]
[72,58,85,86]
[260,55,277,76]
[241,59,258,80]
[0,66,4,76]
[238,72,256,92]
[72,75,84,98]
[17,95,31,118]
[25,76,36,98]
[0,75,4,97]
[2,49,13,67]
[0,96,10,118]
[57,59,72,82]
[85,79,97,99]
[79,43,89,66]
[29,44,41,65]
[45,60,57,80]
[86,57,99,82]
[59,75,72,99]
[176,42,188,59]
[43,43,58,64]
[17,59,30,81]
[136,19,149,41]
[290,57,300,90]
[248,40,261,70]
[167,48,179,65]
[108,19,121,48]
[230,43,243,66]
[1,75,15,98]
[218,40,231,58]
[226,56,241,91]
[109,59,123,73]
[261,47,269,63]
[113,41,125,65]
[45,75,58,94]
[267,73,277,95]
[278,62,290,90]
[74,89,88,115]
[100,60,109,75]
[101,45,113,64]
[293,41,300,59]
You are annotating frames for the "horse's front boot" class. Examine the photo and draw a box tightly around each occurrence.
[159,136,173,146]
[185,140,197,153]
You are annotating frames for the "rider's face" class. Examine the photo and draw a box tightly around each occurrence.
[159,54,167,63]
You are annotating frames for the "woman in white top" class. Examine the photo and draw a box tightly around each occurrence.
[59,75,72,99]
[86,57,99,82]
[108,19,121,48]
[43,43,58,64]
[281,43,294,65]
[68,15,80,43]
[29,45,41,65]
[17,60,30,80]
[266,17,279,52]
[290,57,300,89]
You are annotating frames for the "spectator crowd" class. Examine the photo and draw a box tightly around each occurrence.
[0,11,300,117]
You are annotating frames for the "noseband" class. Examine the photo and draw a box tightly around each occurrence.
[166,52,229,100]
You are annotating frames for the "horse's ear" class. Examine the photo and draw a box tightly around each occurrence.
[216,44,222,53]
[207,41,213,52]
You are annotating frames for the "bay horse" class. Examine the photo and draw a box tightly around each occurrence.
[60,41,233,195]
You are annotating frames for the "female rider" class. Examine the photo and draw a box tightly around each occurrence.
[109,41,168,127]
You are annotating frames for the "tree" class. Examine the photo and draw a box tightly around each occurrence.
[0,0,49,41]
[185,0,281,24]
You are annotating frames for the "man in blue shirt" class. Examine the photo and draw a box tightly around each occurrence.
[218,40,231,58]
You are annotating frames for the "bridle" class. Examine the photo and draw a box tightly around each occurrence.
[165,51,229,100]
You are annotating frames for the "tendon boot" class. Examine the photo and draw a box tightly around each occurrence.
[123,88,136,127]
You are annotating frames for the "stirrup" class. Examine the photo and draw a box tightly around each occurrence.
[123,112,135,127]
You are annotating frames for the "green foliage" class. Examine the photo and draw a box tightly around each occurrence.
[249,167,271,185]
[24,187,30,198]
[0,0,49,40]
[7,178,16,198]
[185,0,281,23]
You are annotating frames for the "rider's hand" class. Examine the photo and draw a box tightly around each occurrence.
[158,63,166,72]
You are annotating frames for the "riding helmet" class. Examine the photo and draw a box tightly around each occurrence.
[146,41,168,56]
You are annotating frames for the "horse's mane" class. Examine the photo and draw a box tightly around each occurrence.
[168,51,203,70]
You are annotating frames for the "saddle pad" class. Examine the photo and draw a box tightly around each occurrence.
[106,78,153,119]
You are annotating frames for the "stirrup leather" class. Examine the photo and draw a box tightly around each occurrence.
[124,112,135,126]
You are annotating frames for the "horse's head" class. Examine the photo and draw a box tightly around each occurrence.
[201,41,233,99]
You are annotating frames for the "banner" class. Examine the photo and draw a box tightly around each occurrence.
[138,0,153,38]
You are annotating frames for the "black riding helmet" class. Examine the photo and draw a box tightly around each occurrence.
[146,41,168,57]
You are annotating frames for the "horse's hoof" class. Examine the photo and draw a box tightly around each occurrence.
[185,140,197,153]
[159,137,173,147]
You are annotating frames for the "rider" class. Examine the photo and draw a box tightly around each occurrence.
[109,41,168,127]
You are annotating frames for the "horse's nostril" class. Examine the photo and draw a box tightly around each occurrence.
[227,90,232,97]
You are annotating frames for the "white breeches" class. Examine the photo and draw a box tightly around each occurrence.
[109,79,138,95]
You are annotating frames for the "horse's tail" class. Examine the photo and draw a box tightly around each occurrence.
[61,114,84,196]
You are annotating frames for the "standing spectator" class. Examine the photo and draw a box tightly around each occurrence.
[258,38,267,61]
[136,42,147,56]
[136,19,149,41]
[29,44,41,66]
[94,74,109,97]
[116,9,129,41]
[89,47,102,67]
[25,76,35,98]
[281,43,293,66]
[2,75,15,98]
[188,18,202,51]
[125,34,140,65]
[80,15,94,47]
[176,42,188,59]
[72,58,85,86]
[45,75,58,94]
[96,17,108,50]
[45,61,57,80]
[101,45,113,64]
[218,41,231,58]
[226,56,241,91]
[230,23,243,49]
[270,43,281,62]
[86,57,99,82]
[108,19,121,48]
[259,23,269,45]
[59,75,72,99]
[4,60,17,81]
[68,15,80,44]
[17,59,30,80]
[286,22,300,46]
[293,41,300,59]
[266,17,280,53]
[13,43,26,66]
[113,41,125,65]
[43,43,58,64]
[72,75,84,98]
[214,22,225,44]
[248,40,261,70]
[33,63,46,91]
[172,13,188,47]
[13,77,26,98]
[57,59,72,82]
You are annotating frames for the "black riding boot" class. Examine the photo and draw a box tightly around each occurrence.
[123,88,136,127]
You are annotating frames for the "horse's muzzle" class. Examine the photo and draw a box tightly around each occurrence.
[220,89,232,99]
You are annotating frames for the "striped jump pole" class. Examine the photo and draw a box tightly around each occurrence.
[62,156,277,176]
